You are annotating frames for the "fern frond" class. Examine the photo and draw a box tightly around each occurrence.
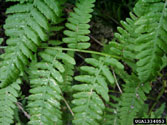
[134,0,165,17]
[110,0,167,82]
[134,0,167,82]
[63,0,95,49]
[150,103,166,118]
[101,95,120,125]
[0,0,63,88]
[27,49,75,124]
[108,1,167,122]
[115,70,151,125]
[72,57,123,124]
[109,12,138,72]
[0,79,21,125]
[138,102,166,119]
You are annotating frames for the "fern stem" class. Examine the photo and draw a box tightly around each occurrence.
[41,47,121,59]
[1,46,121,59]
[112,70,123,94]
[0,45,121,59]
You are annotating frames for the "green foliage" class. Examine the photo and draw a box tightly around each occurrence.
[111,0,167,83]
[109,12,138,71]
[5,0,32,3]
[60,51,75,93]
[151,103,166,118]
[101,95,120,125]
[72,57,123,124]
[0,0,62,88]
[0,79,21,125]
[0,0,167,124]
[118,73,151,125]
[27,50,75,124]
[63,0,95,49]
[135,0,167,82]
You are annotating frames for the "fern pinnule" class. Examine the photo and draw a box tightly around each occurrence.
[60,51,75,93]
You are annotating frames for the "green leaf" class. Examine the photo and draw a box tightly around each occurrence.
[102,65,114,84]
[0,38,3,44]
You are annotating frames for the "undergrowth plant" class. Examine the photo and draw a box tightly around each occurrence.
[0,0,166,125]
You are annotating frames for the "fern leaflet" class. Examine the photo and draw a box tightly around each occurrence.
[0,79,21,125]
[27,49,75,124]
[72,57,123,124]
[63,0,95,49]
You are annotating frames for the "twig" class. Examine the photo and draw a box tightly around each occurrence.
[89,35,104,46]
[62,97,74,116]
[112,70,123,94]
[16,102,30,119]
